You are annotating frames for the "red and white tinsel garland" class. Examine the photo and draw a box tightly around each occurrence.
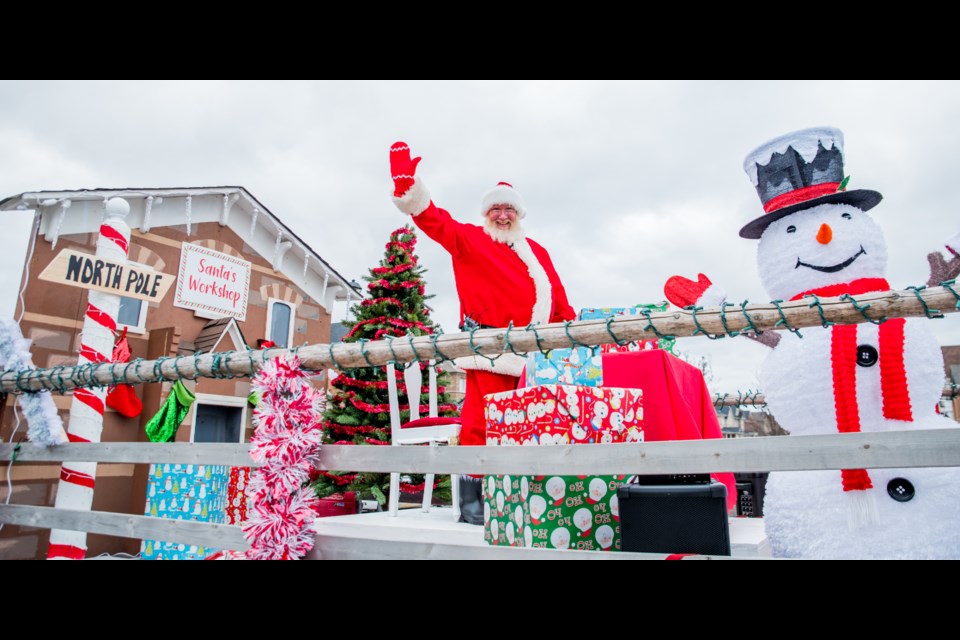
[243,354,323,560]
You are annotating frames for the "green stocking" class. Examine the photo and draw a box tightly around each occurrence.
[145,380,196,443]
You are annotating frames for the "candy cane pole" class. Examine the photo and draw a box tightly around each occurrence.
[47,198,131,560]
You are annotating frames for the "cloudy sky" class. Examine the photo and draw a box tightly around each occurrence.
[1,80,958,393]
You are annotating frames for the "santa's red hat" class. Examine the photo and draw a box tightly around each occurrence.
[480,182,527,219]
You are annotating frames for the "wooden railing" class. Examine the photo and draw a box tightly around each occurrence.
[1,285,958,558]
[2,428,959,557]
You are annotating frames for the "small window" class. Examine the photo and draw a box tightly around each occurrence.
[193,404,243,443]
[118,296,148,333]
[117,260,150,333]
[266,298,295,348]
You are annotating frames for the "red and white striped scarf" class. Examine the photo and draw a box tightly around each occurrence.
[790,278,912,493]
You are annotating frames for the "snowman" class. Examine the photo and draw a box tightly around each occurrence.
[665,127,960,559]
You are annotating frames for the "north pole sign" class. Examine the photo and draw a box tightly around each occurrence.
[39,249,174,303]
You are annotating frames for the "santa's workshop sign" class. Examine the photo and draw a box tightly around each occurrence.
[173,243,251,321]
[39,249,174,303]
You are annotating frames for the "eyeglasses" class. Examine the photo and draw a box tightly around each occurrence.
[487,206,516,215]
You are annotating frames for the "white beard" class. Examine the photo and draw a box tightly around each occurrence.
[483,218,526,245]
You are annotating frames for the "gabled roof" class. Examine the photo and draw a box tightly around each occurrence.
[193,317,248,354]
[0,186,362,312]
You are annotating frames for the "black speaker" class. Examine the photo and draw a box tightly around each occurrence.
[734,472,768,518]
[617,481,731,556]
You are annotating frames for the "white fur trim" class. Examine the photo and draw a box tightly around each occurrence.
[453,353,527,377]
[698,284,728,308]
[392,178,431,216]
[480,183,526,219]
[511,238,552,325]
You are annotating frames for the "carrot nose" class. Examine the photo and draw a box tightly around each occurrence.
[816,223,833,244]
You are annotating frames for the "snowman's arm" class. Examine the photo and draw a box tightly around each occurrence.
[926,232,960,286]
[743,331,781,349]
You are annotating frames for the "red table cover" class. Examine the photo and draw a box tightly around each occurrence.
[524,349,736,509]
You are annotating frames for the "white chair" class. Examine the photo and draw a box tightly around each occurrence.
[386,360,461,518]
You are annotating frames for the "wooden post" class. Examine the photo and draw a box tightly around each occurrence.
[3,286,960,393]
[47,198,131,560]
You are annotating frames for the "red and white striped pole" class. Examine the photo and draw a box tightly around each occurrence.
[47,198,131,560]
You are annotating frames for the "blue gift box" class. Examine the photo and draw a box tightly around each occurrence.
[526,347,603,387]
[577,304,676,354]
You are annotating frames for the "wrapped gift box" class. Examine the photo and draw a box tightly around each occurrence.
[525,347,603,388]
[578,304,676,354]
[484,473,628,551]
[141,463,229,560]
[485,384,643,446]
[483,384,643,551]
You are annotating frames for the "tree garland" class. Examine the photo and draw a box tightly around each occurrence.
[321,421,388,436]
[372,263,415,276]
[368,279,426,295]
[333,374,447,395]
[343,389,456,415]
[343,316,433,341]
[362,296,405,308]
[243,355,323,560]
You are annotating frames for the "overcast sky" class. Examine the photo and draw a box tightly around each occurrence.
[1,80,958,393]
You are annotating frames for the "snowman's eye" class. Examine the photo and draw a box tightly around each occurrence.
[842,212,852,220]
[786,225,796,233]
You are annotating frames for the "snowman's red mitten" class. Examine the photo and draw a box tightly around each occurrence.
[390,141,431,216]
[664,273,728,309]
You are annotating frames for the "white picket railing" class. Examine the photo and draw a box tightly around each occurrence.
[1,286,958,558]
[2,428,959,558]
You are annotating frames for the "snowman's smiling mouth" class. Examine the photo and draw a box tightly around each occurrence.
[795,245,866,273]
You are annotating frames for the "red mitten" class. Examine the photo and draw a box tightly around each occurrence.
[107,383,143,418]
[390,141,422,198]
[664,273,727,309]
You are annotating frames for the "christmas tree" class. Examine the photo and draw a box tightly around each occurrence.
[312,225,458,506]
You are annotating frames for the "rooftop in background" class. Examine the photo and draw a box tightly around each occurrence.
[0,186,363,311]
[943,346,960,383]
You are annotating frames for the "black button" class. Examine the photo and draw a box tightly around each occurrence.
[856,344,879,367]
[887,478,915,502]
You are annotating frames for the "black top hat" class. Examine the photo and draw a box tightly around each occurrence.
[739,127,882,239]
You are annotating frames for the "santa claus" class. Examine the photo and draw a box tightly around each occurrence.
[390,141,575,524]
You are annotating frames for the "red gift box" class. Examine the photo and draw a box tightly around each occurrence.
[485,384,643,446]
[316,491,358,518]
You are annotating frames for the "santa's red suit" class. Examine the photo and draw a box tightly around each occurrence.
[393,177,575,447]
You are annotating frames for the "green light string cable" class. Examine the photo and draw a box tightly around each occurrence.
[906,285,944,319]
[640,308,676,341]
[690,306,722,340]
[940,279,960,310]
[839,293,886,325]
[604,317,630,346]
[719,302,740,338]
[803,294,834,328]
[771,300,803,338]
